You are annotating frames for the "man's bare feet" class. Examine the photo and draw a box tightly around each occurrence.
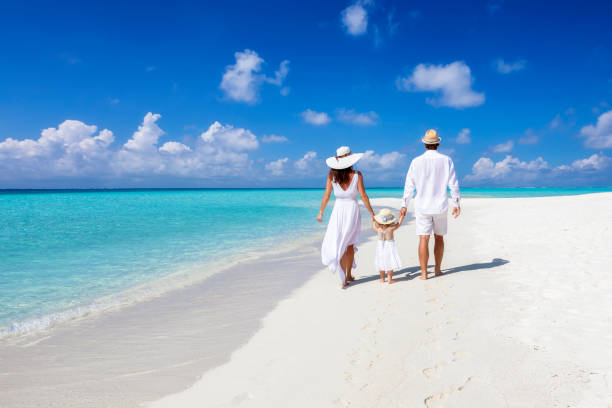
[341,282,349,288]
[347,275,355,282]
[419,272,428,280]
[434,270,443,277]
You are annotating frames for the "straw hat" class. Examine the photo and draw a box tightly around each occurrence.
[325,146,364,169]
[374,208,397,225]
[422,129,441,144]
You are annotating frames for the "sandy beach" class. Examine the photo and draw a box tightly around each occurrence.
[2,193,612,407]
[151,193,612,408]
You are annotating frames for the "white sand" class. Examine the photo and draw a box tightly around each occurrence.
[151,193,612,408]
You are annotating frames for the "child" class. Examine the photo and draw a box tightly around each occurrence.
[373,208,404,284]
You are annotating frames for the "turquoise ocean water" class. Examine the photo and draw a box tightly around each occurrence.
[1,187,610,337]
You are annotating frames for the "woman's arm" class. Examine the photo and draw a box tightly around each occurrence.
[317,173,333,222]
[356,171,375,221]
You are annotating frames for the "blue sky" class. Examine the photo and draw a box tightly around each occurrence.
[0,0,611,188]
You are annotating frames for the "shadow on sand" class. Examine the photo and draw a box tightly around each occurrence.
[349,258,510,287]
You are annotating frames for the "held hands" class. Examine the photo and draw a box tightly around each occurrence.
[400,207,407,217]
[452,206,461,218]
[317,211,323,222]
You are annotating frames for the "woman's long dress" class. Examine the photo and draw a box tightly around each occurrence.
[321,173,361,284]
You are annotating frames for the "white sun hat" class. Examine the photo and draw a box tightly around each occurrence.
[374,208,397,225]
[325,146,364,169]
[422,129,442,144]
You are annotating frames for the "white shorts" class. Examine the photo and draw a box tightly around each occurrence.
[415,211,448,236]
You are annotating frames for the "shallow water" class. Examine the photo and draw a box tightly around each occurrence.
[1,187,610,336]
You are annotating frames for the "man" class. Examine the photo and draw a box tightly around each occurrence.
[400,129,461,280]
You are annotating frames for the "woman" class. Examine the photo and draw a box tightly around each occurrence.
[318,146,375,288]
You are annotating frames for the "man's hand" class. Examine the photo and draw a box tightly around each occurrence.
[452,207,461,218]
[400,207,407,217]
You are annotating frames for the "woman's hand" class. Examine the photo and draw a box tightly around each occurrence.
[317,212,323,222]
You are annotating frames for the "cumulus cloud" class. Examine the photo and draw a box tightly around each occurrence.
[265,157,289,176]
[359,150,406,171]
[557,153,611,171]
[302,109,331,126]
[261,134,288,143]
[456,128,471,144]
[465,155,549,182]
[494,59,526,74]
[341,2,369,36]
[579,110,612,149]
[0,119,115,178]
[492,140,514,153]
[0,113,262,183]
[337,109,378,126]
[159,141,191,154]
[219,49,290,104]
[396,61,485,108]
[295,151,318,171]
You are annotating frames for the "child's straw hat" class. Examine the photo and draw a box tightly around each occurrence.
[374,208,397,225]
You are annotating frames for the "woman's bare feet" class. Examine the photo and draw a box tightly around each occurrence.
[379,271,385,282]
[434,270,443,277]
[419,271,428,280]
[341,282,349,288]
[388,279,395,284]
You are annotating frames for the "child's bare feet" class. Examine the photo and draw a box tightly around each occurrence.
[379,271,385,282]
[388,279,395,284]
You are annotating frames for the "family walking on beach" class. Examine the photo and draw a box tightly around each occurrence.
[318,129,461,288]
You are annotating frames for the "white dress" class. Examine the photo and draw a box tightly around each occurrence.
[375,228,402,271]
[321,173,361,284]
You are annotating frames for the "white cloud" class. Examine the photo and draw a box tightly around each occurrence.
[0,113,261,182]
[302,109,331,126]
[0,119,115,178]
[200,121,259,151]
[465,155,549,182]
[265,157,289,176]
[494,59,526,74]
[492,140,514,153]
[337,109,378,126]
[579,110,612,149]
[295,151,318,170]
[456,128,471,144]
[261,134,288,143]
[219,49,290,104]
[396,61,485,108]
[341,2,369,36]
[280,87,291,96]
[159,141,191,154]
[558,153,611,171]
[518,129,539,145]
[359,150,406,171]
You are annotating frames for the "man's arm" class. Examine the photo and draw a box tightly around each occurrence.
[448,159,461,218]
[401,162,415,216]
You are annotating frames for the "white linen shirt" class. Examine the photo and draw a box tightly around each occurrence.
[402,150,460,214]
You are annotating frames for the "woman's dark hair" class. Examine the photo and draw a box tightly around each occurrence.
[329,166,353,185]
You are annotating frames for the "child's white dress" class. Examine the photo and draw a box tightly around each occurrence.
[375,228,402,271]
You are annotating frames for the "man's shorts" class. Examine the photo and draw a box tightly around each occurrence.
[415,211,448,236]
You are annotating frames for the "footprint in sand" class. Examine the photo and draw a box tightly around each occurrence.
[453,331,463,340]
[424,386,454,408]
[424,377,476,407]
[422,362,447,379]
[426,297,439,303]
